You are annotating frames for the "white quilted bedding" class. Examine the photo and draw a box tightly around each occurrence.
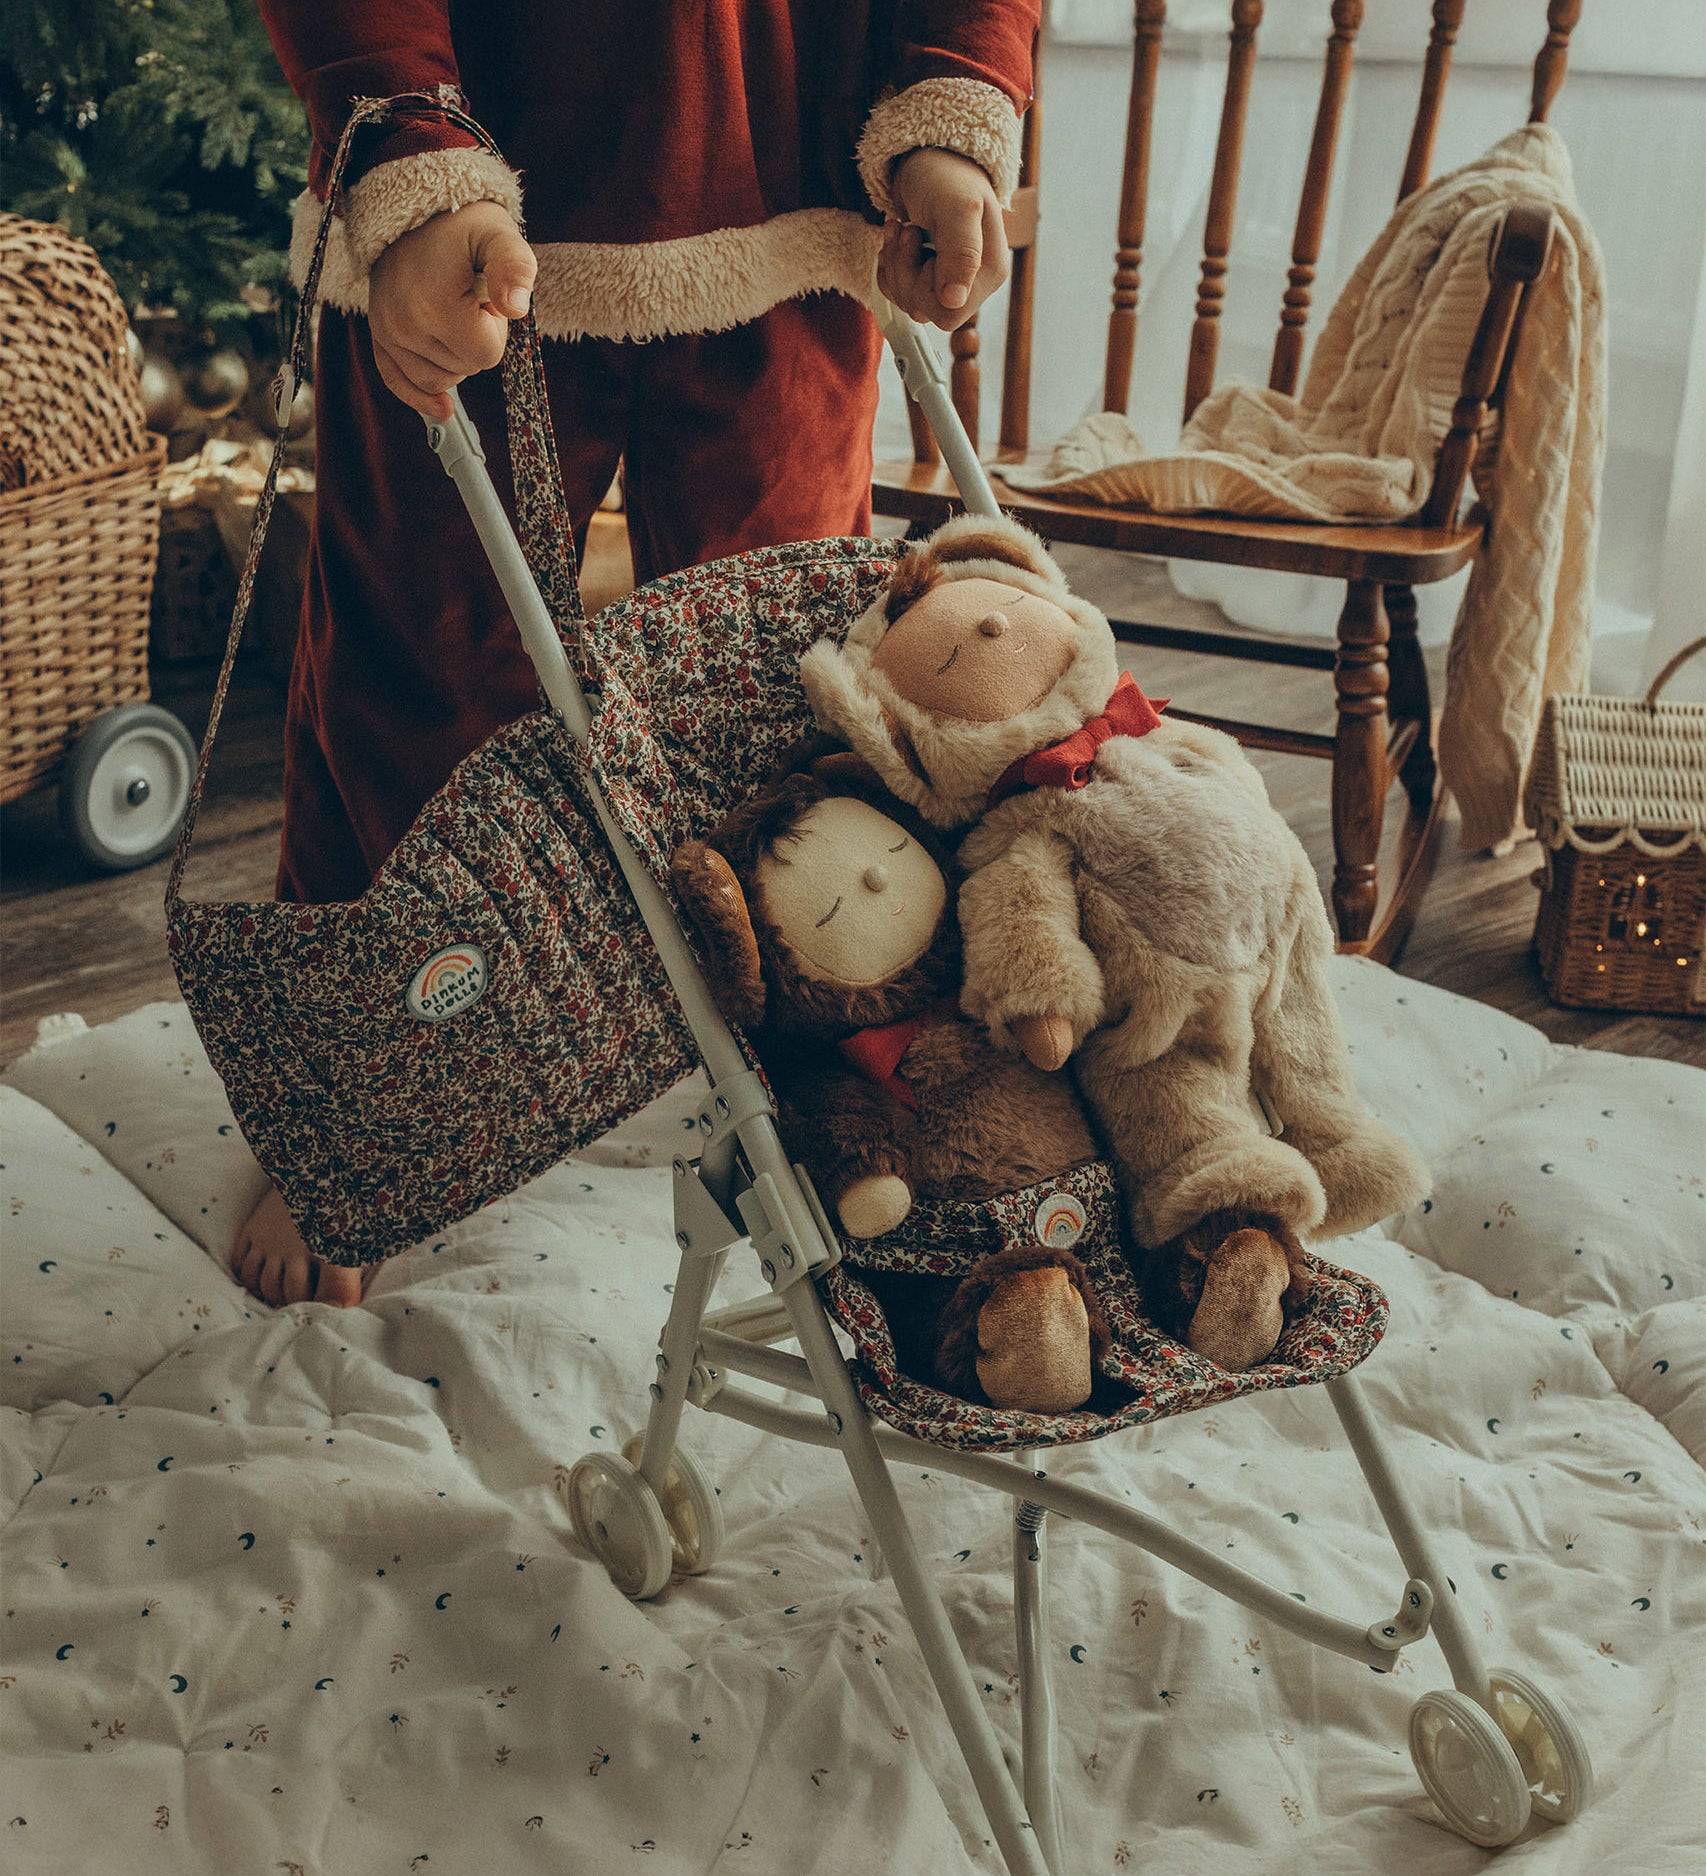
[1,959,1702,1876]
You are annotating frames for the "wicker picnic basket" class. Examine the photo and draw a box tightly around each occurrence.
[0,214,168,806]
[1525,640,1706,1017]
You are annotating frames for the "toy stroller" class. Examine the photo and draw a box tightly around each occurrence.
[419,305,1590,1873]
[169,97,1592,1876]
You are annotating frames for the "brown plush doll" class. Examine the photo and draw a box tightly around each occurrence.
[799,515,1429,1373]
[671,771,1113,1414]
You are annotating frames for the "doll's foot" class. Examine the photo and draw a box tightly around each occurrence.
[976,1262,1093,1412]
[232,1183,371,1307]
[936,1246,1112,1414]
[1186,1227,1291,1372]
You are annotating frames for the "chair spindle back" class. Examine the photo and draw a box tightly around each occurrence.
[1182,0,1265,424]
[1098,0,1580,437]
[1270,0,1364,396]
[1399,0,1467,203]
[1104,0,1169,416]
[901,4,1580,476]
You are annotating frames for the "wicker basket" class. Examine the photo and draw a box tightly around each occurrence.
[0,214,166,805]
[150,499,239,665]
[1525,640,1706,1017]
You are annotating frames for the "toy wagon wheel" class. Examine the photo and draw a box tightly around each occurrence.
[1409,1689,1533,1847]
[563,1451,673,1600]
[622,1436,724,1576]
[58,703,197,872]
[1488,1669,1594,1824]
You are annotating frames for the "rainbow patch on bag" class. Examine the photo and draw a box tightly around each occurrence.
[1032,1191,1087,1250]
[406,945,489,1023]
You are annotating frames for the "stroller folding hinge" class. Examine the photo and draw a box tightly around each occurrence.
[671,1154,747,1260]
[693,1068,774,1149]
[685,1357,726,1409]
[1366,1577,1435,1660]
[736,1168,840,1292]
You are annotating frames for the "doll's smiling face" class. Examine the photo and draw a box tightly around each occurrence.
[754,796,946,986]
[871,577,1078,722]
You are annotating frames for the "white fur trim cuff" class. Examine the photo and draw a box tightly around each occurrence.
[857,77,1023,214]
[288,148,522,303]
[290,197,882,342]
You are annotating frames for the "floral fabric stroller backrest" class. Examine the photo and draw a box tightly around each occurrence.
[170,532,898,1264]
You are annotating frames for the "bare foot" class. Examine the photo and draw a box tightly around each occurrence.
[232,1184,370,1307]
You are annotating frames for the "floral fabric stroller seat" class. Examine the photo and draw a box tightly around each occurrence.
[824,1161,1385,1454]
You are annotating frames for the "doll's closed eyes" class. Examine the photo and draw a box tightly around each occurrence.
[871,576,1078,723]
[754,795,945,985]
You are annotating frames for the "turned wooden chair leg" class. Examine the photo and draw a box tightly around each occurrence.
[1332,578,1391,949]
[1383,581,1437,818]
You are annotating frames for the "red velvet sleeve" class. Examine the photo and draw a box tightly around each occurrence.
[257,0,479,197]
[891,0,1042,112]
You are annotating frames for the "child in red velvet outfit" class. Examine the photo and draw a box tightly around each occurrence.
[235,2,1040,1304]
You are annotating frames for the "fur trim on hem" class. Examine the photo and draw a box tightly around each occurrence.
[290,193,882,340]
[528,212,881,340]
[1132,1136,1328,1249]
[858,77,1023,213]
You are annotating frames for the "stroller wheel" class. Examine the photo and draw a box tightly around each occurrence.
[1409,1689,1532,1846]
[563,1451,673,1600]
[59,703,197,872]
[622,1436,724,1576]
[1488,1669,1593,1824]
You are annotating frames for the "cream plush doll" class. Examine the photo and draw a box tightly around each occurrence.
[799,516,1428,1370]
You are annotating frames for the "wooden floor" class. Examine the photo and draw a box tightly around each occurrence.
[2,521,1699,1069]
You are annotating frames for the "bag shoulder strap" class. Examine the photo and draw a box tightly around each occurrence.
[165,90,591,910]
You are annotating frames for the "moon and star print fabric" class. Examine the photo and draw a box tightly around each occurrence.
[2,963,1702,1875]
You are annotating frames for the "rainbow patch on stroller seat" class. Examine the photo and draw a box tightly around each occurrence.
[1032,1189,1087,1248]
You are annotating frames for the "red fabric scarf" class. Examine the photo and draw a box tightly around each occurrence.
[837,1000,958,1111]
[987,671,1168,808]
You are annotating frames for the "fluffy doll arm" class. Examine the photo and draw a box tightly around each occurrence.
[958,828,1105,1067]
[777,1058,922,1239]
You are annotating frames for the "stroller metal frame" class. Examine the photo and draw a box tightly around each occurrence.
[423,293,1590,1870]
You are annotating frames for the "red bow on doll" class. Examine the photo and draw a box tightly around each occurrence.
[987,671,1168,808]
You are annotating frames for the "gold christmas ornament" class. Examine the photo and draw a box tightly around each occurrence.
[180,346,250,418]
[139,349,186,433]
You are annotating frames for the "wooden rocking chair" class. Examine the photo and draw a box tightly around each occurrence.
[873,0,1581,961]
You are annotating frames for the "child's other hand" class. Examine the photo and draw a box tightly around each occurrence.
[880,148,1011,332]
[368,201,537,419]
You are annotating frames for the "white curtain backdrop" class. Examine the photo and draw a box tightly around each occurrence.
[874,0,1706,689]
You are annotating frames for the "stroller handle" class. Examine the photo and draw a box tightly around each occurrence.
[868,274,1005,522]
[424,396,595,745]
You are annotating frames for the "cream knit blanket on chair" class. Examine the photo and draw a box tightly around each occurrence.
[1004,125,1607,852]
